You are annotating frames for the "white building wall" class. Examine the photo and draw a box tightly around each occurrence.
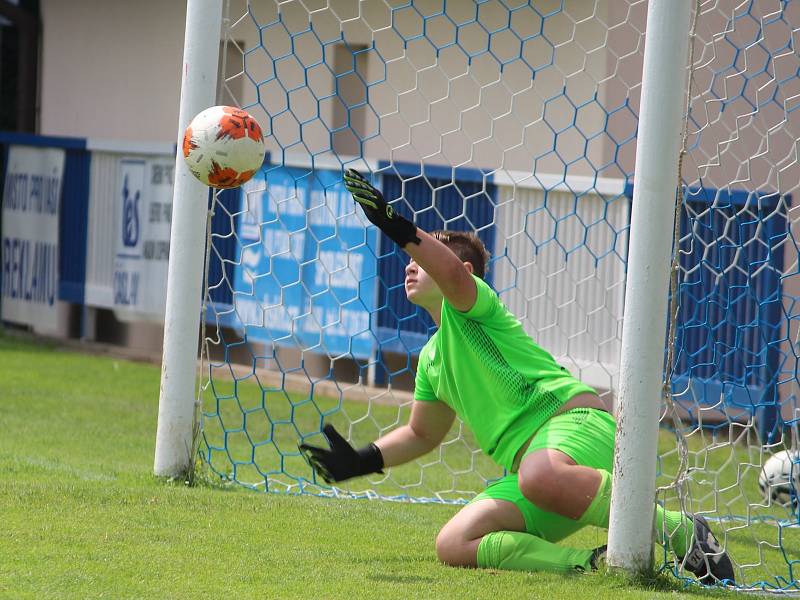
[38,0,626,177]
[39,0,186,141]
[492,173,629,395]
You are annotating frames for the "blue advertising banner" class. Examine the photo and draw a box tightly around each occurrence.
[232,166,378,359]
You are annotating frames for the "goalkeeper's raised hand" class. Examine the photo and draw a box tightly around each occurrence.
[298,423,384,484]
[343,168,420,248]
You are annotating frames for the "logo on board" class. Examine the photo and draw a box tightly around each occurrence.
[122,173,141,248]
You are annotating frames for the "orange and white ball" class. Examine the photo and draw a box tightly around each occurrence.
[182,105,266,189]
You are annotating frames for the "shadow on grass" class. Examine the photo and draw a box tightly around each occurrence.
[368,574,437,585]
[153,456,246,493]
[0,329,58,353]
[600,567,733,597]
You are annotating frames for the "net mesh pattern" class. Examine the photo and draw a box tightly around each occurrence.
[196,0,800,589]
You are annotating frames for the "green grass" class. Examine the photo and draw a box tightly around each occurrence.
[0,333,786,599]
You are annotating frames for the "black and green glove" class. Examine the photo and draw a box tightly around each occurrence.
[343,168,420,248]
[298,423,384,484]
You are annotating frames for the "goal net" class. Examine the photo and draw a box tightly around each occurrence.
[196,0,799,589]
[657,0,800,590]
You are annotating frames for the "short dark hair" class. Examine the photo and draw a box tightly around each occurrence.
[431,230,490,279]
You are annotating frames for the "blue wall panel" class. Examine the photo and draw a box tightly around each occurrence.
[58,148,91,303]
[373,163,497,383]
[207,187,239,308]
[624,182,789,441]
[674,189,788,441]
[0,144,8,301]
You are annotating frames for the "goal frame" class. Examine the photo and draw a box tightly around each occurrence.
[153,0,223,479]
[606,0,693,573]
[157,0,741,581]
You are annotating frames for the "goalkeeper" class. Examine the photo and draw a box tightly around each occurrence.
[300,169,735,584]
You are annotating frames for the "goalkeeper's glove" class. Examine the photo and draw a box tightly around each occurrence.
[343,168,421,248]
[298,423,384,484]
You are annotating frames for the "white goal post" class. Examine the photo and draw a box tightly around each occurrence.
[607,0,693,572]
[153,0,223,478]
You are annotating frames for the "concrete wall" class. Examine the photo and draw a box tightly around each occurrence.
[220,0,627,176]
[39,0,630,175]
[35,0,800,415]
[39,0,186,141]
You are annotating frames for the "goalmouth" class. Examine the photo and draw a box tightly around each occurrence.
[157,0,800,590]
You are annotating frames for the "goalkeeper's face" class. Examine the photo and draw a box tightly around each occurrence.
[404,260,442,307]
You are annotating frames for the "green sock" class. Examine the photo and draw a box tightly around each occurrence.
[654,506,690,556]
[576,468,612,529]
[477,531,594,574]
[575,469,690,556]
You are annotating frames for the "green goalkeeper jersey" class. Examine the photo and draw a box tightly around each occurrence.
[414,274,596,470]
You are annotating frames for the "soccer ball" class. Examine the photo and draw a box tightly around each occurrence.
[182,105,266,189]
[758,449,800,509]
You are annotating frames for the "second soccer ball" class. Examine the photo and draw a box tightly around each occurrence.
[759,449,800,510]
[182,105,266,189]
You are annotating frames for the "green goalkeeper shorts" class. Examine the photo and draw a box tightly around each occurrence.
[470,408,616,543]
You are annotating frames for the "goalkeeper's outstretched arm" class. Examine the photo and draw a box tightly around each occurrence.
[343,169,477,312]
[375,398,456,466]
[299,400,455,484]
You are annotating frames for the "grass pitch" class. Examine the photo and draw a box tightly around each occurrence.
[0,332,767,599]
